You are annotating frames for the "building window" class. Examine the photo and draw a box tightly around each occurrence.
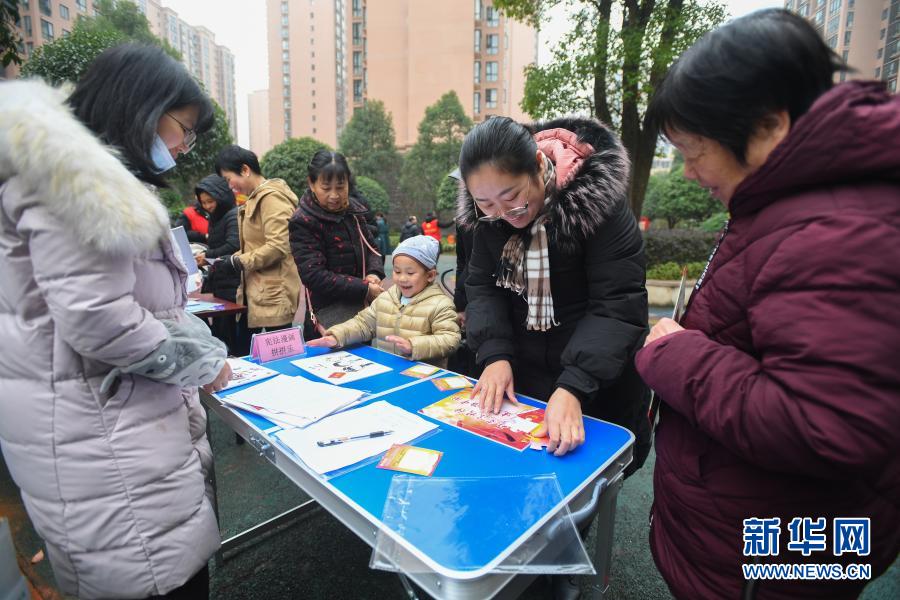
[847,0,854,7]
[842,50,849,61]
[284,99,291,108]
[41,19,54,41]
[283,75,290,85]
[846,11,853,28]
[889,79,897,93]
[878,48,883,59]
[486,34,499,54]
[281,15,288,26]
[22,0,30,9]
[26,41,34,56]
[353,0,362,18]
[815,8,824,25]
[473,91,480,115]
[882,8,888,20]
[783,0,792,8]
[881,29,886,40]
[826,15,838,36]
[282,50,290,61]
[486,61,498,81]
[283,87,290,97]
[282,62,290,73]
[486,6,499,27]
[60,4,69,20]
[844,30,851,45]
[486,88,497,108]
[39,0,51,17]
[828,0,840,13]
[281,1,288,14]
[826,34,837,48]
[284,109,291,122]
[23,15,32,36]
[281,27,289,39]
[474,29,481,52]
[282,39,289,49]
[473,60,481,83]
[353,79,363,102]
[798,2,808,17]
[62,28,69,36]
[474,0,482,21]
[353,51,362,75]
[353,22,362,45]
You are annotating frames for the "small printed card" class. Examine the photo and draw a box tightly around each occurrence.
[431,375,473,391]
[377,445,443,476]
[223,357,279,390]
[401,363,441,379]
[250,327,305,363]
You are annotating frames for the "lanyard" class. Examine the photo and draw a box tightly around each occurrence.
[683,219,730,318]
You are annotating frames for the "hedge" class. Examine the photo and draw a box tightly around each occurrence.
[647,261,706,280]
[644,229,718,266]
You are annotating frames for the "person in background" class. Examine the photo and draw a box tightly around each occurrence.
[421,211,441,242]
[308,235,460,367]
[446,169,481,377]
[399,215,423,241]
[195,174,241,350]
[174,199,209,243]
[0,44,230,599]
[637,10,900,599]
[215,145,301,352]
[375,211,391,256]
[289,150,386,339]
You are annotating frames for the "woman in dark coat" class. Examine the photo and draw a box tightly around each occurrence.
[196,174,240,302]
[289,150,385,338]
[637,10,900,599]
[459,116,650,467]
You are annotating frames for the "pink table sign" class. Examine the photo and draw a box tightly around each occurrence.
[250,327,306,363]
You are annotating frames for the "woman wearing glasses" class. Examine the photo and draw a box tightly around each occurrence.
[0,45,229,598]
[458,117,651,468]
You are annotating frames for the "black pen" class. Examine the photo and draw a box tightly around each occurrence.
[317,430,394,447]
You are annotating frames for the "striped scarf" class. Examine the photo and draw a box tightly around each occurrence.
[496,157,559,331]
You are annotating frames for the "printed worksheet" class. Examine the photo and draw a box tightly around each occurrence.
[290,351,391,385]
[223,357,279,390]
[419,389,545,451]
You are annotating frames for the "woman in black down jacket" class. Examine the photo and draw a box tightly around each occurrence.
[460,117,650,470]
[289,150,385,339]
[196,174,240,302]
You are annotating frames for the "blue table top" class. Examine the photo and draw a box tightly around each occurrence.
[216,344,633,577]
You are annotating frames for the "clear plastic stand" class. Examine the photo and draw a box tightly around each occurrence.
[370,474,595,576]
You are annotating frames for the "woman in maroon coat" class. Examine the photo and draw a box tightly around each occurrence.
[637,9,900,600]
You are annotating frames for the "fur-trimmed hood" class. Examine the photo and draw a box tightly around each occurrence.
[0,79,170,255]
[457,117,630,254]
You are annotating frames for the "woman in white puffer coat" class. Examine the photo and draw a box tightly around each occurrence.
[0,45,231,599]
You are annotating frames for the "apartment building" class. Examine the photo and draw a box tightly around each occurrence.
[3,0,95,79]
[267,0,537,149]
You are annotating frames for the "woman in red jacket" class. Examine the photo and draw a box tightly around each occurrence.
[637,9,899,600]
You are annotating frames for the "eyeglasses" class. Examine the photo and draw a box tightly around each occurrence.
[166,112,197,152]
[475,199,529,223]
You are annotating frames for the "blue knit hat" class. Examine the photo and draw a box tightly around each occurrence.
[393,235,440,269]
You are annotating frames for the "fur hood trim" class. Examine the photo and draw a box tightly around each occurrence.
[0,79,170,255]
[457,117,630,253]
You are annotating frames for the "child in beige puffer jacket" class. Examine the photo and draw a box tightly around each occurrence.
[307,235,460,367]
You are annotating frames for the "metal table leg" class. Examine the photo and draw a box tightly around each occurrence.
[585,471,625,598]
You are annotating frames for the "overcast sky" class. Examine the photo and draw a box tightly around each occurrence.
[161,0,783,146]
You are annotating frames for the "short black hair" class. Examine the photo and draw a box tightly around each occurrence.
[214,144,262,175]
[307,149,356,193]
[648,9,845,164]
[68,43,214,187]
[458,116,538,181]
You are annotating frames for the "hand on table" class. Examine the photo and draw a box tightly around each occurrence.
[472,360,517,415]
[307,335,338,348]
[202,361,232,394]
[644,317,685,347]
[540,387,585,457]
[385,335,412,356]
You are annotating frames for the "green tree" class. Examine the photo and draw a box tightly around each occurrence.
[338,100,402,193]
[643,165,719,228]
[260,137,333,199]
[20,24,125,83]
[355,176,389,214]
[496,0,726,218]
[436,175,459,213]
[400,91,472,216]
[1,0,22,67]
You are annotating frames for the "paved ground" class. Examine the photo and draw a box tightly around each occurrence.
[2,252,897,598]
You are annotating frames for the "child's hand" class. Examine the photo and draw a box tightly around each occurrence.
[307,335,338,348]
[385,335,412,356]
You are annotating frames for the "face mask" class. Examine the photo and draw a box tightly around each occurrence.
[150,134,177,173]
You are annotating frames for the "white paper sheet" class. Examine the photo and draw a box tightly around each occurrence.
[290,351,392,385]
[223,358,279,390]
[274,401,437,474]
[222,374,364,426]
